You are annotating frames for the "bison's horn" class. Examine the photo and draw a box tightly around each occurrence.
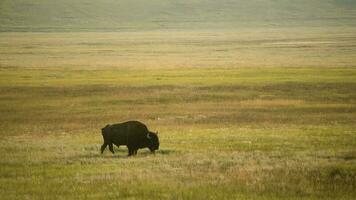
[147,133,151,139]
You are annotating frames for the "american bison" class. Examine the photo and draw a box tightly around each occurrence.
[101,121,159,156]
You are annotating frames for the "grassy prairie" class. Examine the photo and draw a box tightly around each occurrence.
[0,65,356,199]
[1,0,356,199]
[0,0,356,196]
[1,29,356,69]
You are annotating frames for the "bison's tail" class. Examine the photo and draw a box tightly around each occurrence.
[102,124,111,133]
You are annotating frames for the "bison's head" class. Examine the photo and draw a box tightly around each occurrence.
[147,131,159,152]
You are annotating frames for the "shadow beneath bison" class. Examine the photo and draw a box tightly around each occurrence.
[106,148,176,157]
[69,148,176,160]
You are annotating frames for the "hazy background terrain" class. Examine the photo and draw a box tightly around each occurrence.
[1,0,356,68]
[1,0,356,31]
[0,0,356,199]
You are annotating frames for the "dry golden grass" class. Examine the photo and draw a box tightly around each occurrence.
[1,28,356,69]
[1,28,356,199]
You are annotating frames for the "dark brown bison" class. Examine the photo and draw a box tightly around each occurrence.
[101,121,159,156]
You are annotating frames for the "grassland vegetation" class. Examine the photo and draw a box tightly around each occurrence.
[1,0,356,199]
[1,29,356,68]
[0,66,355,199]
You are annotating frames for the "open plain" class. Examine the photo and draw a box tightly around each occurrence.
[1,0,356,199]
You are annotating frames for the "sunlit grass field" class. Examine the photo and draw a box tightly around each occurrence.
[1,64,356,199]
[1,0,356,198]
[0,24,356,199]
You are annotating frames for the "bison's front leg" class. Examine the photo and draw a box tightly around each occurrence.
[149,147,156,154]
[101,143,108,154]
[109,143,115,154]
[127,147,134,156]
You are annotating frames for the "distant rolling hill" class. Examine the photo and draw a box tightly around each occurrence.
[1,0,356,31]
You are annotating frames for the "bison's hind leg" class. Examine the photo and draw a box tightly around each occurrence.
[101,143,108,154]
